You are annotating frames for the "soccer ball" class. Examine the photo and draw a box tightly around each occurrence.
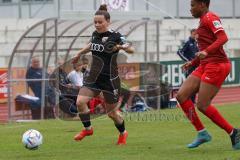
[22,129,43,150]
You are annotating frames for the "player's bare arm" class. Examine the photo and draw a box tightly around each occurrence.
[72,43,91,64]
[116,44,135,54]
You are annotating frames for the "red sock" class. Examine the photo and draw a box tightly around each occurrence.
[203,105,233,134]
[180,99,205,131]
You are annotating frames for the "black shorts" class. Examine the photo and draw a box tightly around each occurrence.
[83,74,121,104]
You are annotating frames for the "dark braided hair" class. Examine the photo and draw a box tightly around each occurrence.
[95,4,110,21]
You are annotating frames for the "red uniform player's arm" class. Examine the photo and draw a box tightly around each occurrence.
[204,30,228,54]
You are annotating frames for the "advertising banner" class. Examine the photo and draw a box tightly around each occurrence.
[0,68,7,103]
[118,63,140,88]
[160,58,240,87]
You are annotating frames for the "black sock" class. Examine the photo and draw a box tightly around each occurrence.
[115,120,125,133]
[79,113,91,128]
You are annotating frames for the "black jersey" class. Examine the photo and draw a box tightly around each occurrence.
[89,29,126,78]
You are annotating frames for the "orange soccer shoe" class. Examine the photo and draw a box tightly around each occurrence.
[74,128,93,141]
[117,131,128,145]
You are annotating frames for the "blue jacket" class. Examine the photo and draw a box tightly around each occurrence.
[26,67,55,105]
[26,67,45,98]
[177,37,199,62]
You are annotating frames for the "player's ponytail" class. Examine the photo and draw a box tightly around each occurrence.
[95,4,110,21]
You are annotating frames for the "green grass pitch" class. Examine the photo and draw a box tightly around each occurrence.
[0,103,240,160]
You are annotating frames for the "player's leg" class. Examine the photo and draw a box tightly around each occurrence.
[119,87,130,111]
[197,62,240,149]
[176,74,211,148]
[103,90,128,145]
[197,82,233,132]
[74,86,100,141]
[176,75,205,131]
[106,103,128,145]
[105,102,123,124]
[186,67,197,103]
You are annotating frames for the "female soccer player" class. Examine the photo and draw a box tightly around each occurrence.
[72,4,134,145]
[176,0,240,149]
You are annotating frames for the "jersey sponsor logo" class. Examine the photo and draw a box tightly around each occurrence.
[213,20,222,29]
[90,43,104,52]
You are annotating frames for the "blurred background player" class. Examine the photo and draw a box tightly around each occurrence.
[72,4,134,145]
[176,0,240,149]
[177,29,199,103]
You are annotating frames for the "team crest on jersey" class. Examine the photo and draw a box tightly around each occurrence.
[102,37,109,43]
[213,20,222,29]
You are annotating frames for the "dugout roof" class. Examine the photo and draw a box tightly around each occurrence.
[8,18,155,70]
[7,18,162,120]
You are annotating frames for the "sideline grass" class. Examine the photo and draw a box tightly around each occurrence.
[0,103,240,160]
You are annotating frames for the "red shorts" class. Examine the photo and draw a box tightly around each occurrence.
[191,62,231,88]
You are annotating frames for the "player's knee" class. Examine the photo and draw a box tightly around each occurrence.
[76,99,87,110]
[196,101,207,112]
[107,111,118,120]
[107,112,114,119]
[76,99,83,107]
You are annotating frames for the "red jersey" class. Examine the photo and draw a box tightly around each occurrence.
[196,11,229,64]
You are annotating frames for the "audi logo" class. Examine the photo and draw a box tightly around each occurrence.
[90,43,104,52]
